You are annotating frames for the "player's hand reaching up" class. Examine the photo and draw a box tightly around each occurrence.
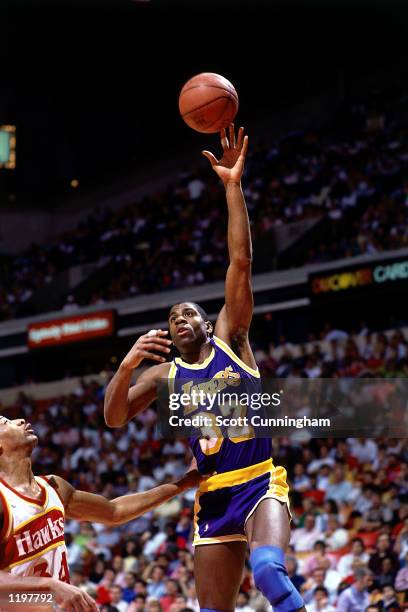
[121,329,172,370]
[202,123,248,185]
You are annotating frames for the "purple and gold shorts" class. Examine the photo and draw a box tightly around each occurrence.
[193,458,290,546]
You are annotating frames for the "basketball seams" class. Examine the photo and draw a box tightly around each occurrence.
[180,83,238,101]
[180,94,232,118]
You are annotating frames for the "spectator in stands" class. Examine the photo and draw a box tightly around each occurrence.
[306,586,336,612]
[337,538,370,578]
[291,512,324,552]
[286,555,306,592]
[147,565,167,600]
[326,463,355,503]
[160,579,181,612]
[302,541,335,577]
[128,594,147,612]
[109,585,128,612]
[369,534,400,577]
[301,567,339,605]
[379,584,401,610]
[323,514,349,551]
[336,568,372,611]
[360,491,394,531]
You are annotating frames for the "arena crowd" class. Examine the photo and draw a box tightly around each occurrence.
[0,95,407,322]
[2,324,408,610]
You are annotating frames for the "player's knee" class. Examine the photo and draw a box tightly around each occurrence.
[250,546,304,612]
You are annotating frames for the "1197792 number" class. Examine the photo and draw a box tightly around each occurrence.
[8,593,53,603]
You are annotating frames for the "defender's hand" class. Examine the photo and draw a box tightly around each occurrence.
[176,457,212,490]
[121,329,172,370]
[202,124,248,185]
[51,579,98,611]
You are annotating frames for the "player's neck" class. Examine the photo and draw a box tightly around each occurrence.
[179,339,212,364]
[0,455,34,487]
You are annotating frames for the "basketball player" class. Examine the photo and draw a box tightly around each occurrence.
[0,415,203,610]
[104,125,305,612]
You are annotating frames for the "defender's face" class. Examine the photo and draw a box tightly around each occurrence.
[168,303,209,351]
[0,416,38,453]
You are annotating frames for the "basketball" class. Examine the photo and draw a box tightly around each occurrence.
[178,72,239,134]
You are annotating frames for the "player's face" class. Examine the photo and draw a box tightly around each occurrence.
[168,303,209,350]
[0,416,38,453]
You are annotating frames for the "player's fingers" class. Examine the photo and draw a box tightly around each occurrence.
[220,127,229,150]
[202,151,218,166]
[239,134,249,158]
[236,126,245,150]
[140,336,171,346]
[229,123,235,148]
[82,592,98,612]
[141,350,167,362]
[142,342,171,353]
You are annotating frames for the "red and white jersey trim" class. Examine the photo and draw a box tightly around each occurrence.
[0,475,70,582]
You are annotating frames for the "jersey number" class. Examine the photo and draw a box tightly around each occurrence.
[197,403,254,455]
[34,551,69,583]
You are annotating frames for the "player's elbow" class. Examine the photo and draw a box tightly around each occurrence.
[231,255,252,270]
[104,404,128,428]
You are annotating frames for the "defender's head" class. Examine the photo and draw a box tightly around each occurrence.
[0,416,38,458]
[168,302,213,352]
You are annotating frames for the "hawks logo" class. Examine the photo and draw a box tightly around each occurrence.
[15,514,65,557]
[0,507,65,569]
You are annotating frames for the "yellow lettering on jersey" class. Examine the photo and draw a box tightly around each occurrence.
[182,366,241,415]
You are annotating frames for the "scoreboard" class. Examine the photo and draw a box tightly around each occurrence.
[0,125,16,169]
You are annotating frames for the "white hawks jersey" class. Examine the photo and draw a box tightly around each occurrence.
[0,475,70,582]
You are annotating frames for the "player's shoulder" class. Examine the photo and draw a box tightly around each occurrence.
[44,474,73,506]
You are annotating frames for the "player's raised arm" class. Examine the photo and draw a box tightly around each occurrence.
[104,329,172,427]
[202,125,255,364]
[46,465,201,526]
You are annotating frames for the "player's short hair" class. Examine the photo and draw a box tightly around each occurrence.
[169,302,209,321]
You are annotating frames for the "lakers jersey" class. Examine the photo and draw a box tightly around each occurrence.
[0,476,70,582]
[169,335,272,475]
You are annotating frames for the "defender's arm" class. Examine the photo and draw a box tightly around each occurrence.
[48,471,200,526]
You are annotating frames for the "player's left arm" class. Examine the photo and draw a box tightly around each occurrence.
[203,124,255,368]
[46,465,201,525]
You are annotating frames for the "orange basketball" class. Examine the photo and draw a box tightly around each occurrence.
[178,73,239,134]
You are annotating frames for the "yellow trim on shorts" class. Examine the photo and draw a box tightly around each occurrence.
[199,458,274,493]
[212,336,260,378]
[193,533,248,546]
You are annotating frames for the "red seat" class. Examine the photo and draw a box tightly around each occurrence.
[354,530,381,548]
[303,489,325,505]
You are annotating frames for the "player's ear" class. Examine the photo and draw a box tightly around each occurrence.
[206,321,213,337]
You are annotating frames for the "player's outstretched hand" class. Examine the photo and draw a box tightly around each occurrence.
[176,457,213,490]
[202,123,248,185]
[121,329,172,370]
[51,578,98,611]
